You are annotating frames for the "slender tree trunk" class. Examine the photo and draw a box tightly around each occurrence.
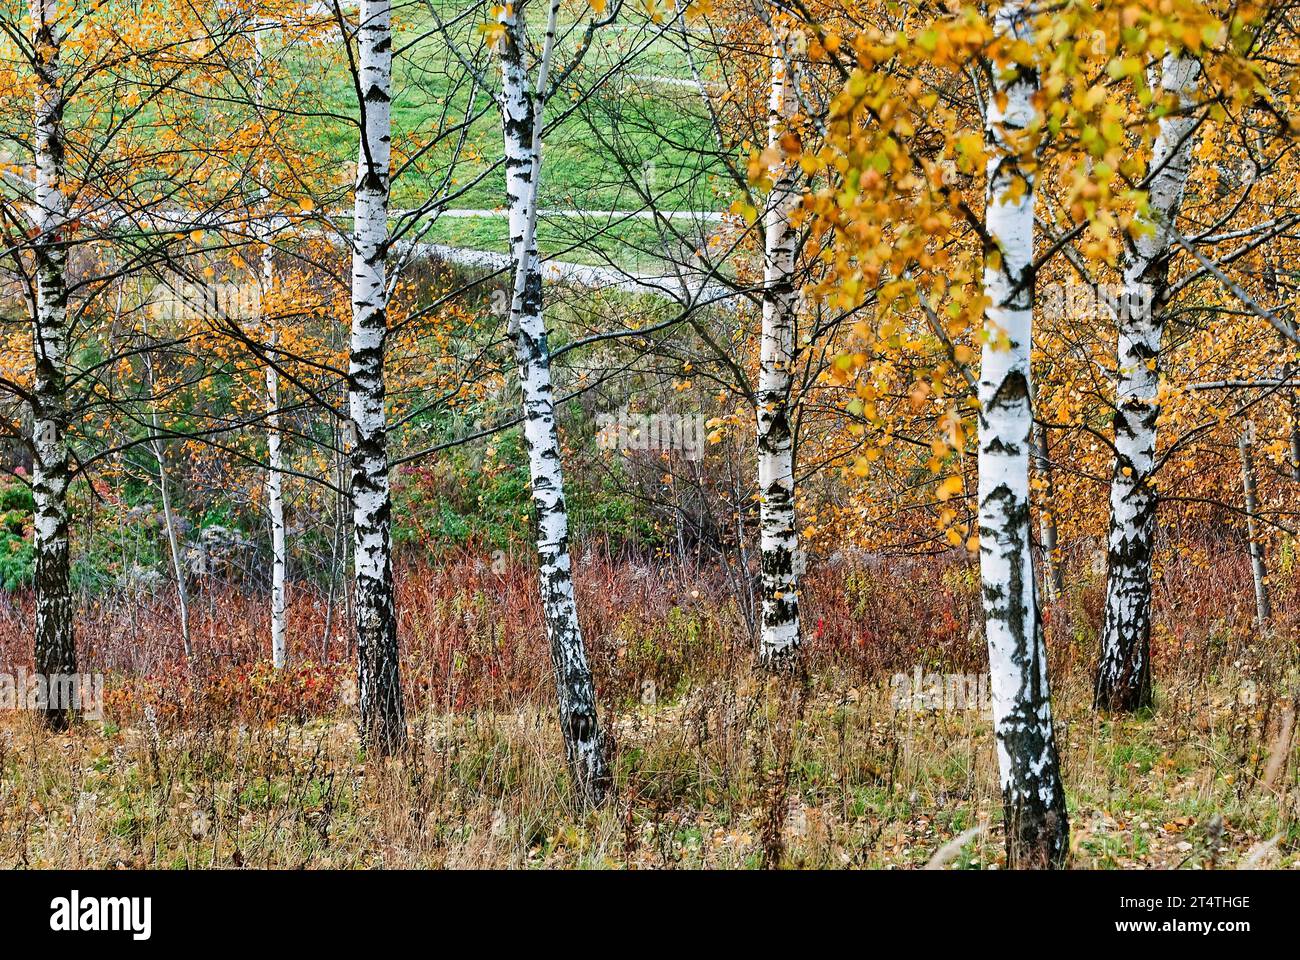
[145,357,192,661]
[498,4,610,806]
[1273,292,1300,481]
[756,28,802,669]
[1288,377,1300,482]
[254,22,287,669]
[30,0,75,729]
[1238,423,1271,631]
[323,427,347,659]
[153,441,191,659]
[1031,421,1063,603]
[265,324,286,668]
[349,0,404,753]
[976,1,1067,868]
[1287,349,1300,482]
[1262,254,1299,481]
[1096,56,1200,712]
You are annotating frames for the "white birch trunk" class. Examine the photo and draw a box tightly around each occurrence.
[1238,423,1271,631]
[1096,56,1200,711]
[265,318,286,669]
[1284,325,1300,481]
[254,27,287,670]
[756,30,802,668]
[349,0,404,752]
[976,1,1067,867]
[30,0,76,727]
[144,352,193,661]
[153,433,192,659]
[499,3,610,805]
[1031,422,1063,602]
[1288,372,1300,484]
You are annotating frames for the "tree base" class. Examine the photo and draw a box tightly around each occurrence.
[758,640,802,673]
[1094,668,1153,713]
[1094,684,1153,713]
[39,707,73,733]
[1004,793,1069,869]
[359,707,407,757]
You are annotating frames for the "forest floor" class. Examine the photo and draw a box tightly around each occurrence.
[0,549,1295,869]
[0,656,1294,869]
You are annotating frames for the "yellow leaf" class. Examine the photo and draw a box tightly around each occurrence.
[937,475,964,501]
[477,22,506,49]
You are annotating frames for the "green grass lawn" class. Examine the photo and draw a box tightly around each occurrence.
[282,7,732,220]
[414,212,715,269]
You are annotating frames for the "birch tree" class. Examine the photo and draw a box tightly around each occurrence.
[1,0,258,701]
[29,0,76,727]
[264,268,286,669]
[1095,56,1200,712]
[1031,422,1063,603]
[976,0,1067,868]
[756,25,802,668]
[253,19,287,669]
[493,0,612,804]
[349,0,405,752]
[1237,421,1271,632]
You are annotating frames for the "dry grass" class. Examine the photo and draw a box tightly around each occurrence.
[0,659,1295,869]
[0,547,1296,869]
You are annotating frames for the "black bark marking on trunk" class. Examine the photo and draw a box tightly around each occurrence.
[982,486,1069,867]
[498,23,612,801]
[1095,481,1156,712]
[1096,57,1199,713]
[1096,292,1165,712]
[32,9,76,730]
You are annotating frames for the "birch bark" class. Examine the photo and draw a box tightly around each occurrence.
[250,22,287,669]
[977,2,1068,867]
[265,295,286,668]
[756,29,802,668]
[498,2,610,805]
[350,0,404,752]
[30,0,76,728]
[1096,56,1200,711]
[1031,422,1063,603]
[1238,423,1271,632]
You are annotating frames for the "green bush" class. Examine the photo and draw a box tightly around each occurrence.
[0,483,33,590]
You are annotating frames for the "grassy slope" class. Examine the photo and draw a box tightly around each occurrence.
[287,8,732,266]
